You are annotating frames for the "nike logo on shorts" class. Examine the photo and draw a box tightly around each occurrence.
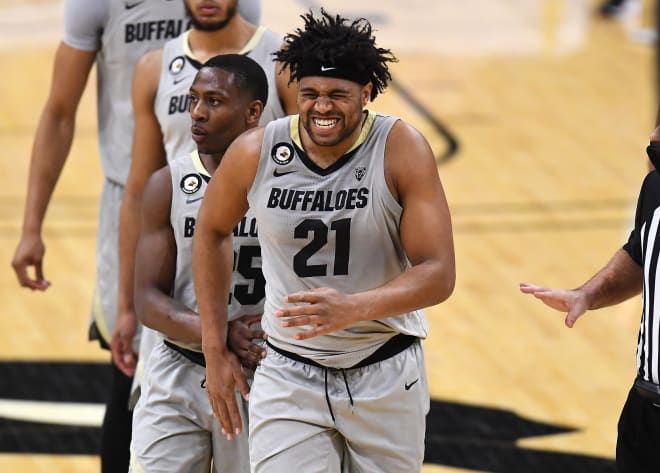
[405,378,419,390]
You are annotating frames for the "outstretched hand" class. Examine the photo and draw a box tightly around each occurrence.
[519,282,589,328]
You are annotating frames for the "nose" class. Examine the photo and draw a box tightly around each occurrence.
[190,98,208,121]
[313,96,332,113]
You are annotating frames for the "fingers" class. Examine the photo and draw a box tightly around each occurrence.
[210,394,237,440]
[110,334,137,377]
[12,261,50,290]
[519,282,546,294]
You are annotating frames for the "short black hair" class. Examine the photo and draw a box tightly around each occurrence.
[273,9,397,101]
[200,54,268,106]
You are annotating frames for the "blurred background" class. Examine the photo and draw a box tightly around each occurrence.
[0,0,657,471]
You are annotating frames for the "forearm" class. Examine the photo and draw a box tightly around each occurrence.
[353,258,455,322]
[117,189,142,312]
[578,249,643,310]
[22,108,75,234]
[137,289,201,343]
[194,230,235,353]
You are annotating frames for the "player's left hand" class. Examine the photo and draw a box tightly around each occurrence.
[275,287,364,340]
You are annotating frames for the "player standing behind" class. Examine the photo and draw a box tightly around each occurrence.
[130,54,267,473]
[193,9,456,473]
[113,0,297,388]
[10,1,190,471]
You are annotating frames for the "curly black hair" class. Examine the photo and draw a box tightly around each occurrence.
[274,9,397,101]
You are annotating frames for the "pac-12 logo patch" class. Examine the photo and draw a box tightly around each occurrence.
[271,142,295,165]
[354,166,367,181]
[169,55,185,75]
[180,173,202,194]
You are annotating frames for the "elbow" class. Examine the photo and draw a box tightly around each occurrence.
[133,289,152,328]
[430,263,455,306]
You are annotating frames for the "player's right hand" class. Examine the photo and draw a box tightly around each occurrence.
[228,313,266,370]
[11,233,50,291]
[110,309,138,377]
[203,346,249,440]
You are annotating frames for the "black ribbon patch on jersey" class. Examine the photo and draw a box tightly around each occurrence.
[180,173,202,194]
[271,142,295,166]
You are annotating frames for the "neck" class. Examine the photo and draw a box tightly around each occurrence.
[199,151,224,175]
[188,17,256,63]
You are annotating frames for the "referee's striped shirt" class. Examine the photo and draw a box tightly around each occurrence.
[623,171,660,385]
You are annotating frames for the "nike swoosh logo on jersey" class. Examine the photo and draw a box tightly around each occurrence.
[173,76,187,85]
[186,196,204,204]
[404,378,419,390]
[125,0,145,9]
[273,170,297,177]
[320,65,336,72]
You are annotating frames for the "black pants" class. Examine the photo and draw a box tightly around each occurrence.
[616,385,660,472]
[100,362,133,473]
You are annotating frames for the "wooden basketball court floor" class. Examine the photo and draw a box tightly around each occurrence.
[0,0,657,471]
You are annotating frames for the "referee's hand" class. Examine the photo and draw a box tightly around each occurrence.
[203,346,249,440]
[519,283,588,328]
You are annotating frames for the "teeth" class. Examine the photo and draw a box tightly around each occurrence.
[314,118,338,128]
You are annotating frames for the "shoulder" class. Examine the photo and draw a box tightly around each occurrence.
[229,127,267,157]
[383,119,438,200]
[136,48,164,74]
[146,165,173,192]
[133,48,163,95]
[384,119,435,170]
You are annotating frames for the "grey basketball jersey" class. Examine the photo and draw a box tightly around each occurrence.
[169,151,264,352]
[97,0,187,184]
[155,27,287,163]
[247,112,429,368]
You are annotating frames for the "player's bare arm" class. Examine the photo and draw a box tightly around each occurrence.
[520,248,643,327]
[193,128,263,439]
[112,48,165,374]
[12,43,96,290]
[134,166,202,343]
[134,164,265,358]
[275,59,298,115]
[277,120,456,340]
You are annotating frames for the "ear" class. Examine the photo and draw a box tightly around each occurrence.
[246,100,264,126]
[361,82,373,107]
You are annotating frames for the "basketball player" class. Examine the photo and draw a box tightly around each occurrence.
[10,2,259,471]
[130,54,266,473]
[521,126,660,472]
[192,10,456,472]
[113,0,297,388]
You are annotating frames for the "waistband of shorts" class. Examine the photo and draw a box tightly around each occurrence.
[634,376,660,404]
[266,333,418,370]
[164,340,206,367]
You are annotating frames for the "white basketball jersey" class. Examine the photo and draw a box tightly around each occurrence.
[155,27,287,163]
[98,0,188,184]
[247,112,428,368]
[169,151,264,352]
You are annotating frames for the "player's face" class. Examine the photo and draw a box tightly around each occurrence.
[297,76,372,149]
[189,68,251,155]
[184,0,238,32]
